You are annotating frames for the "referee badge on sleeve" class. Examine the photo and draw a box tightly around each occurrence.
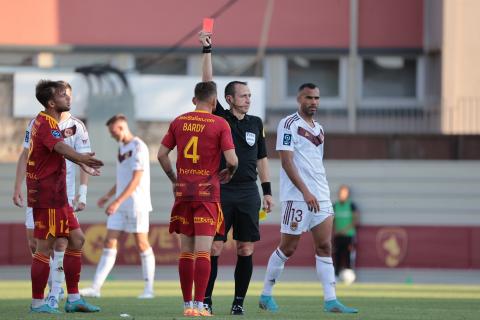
[246,132,256,146]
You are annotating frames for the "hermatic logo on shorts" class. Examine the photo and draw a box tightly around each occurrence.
[194,217,215,225]
[283,133,292,146]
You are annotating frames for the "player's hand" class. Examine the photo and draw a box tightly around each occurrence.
[198,31,212,47]
[105,200,120,216]
[12,189,24,207]
[79,163,101,176]
[73,194,86,212]
[81,153,104,169]
[303,190,319,213]
[263,195,274,213]
[218,168,233,184]
[97,195,110,208]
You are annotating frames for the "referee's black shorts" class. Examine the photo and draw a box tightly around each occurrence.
[215,182,261,242]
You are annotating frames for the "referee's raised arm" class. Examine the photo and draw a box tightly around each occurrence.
[200,31,227,117]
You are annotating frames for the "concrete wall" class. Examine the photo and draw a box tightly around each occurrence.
[2,160,479,227]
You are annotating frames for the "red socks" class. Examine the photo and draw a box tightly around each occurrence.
[179,252,195,302]
[31,252,50,299]
[194,251,211,302]
[64,249,82,294]
[178,251,211,303]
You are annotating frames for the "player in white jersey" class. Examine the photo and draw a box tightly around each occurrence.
[80,114,155,299]
[258,83,358,314]
[12,82,100,312]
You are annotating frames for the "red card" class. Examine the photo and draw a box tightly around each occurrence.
[203,18,214,33]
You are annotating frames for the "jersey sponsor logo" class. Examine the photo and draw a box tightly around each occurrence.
[193,217,215,225]
[51,130,61,138]
[61,125,77,138]
[245,132,256,146]
[26,172,38,180]
[283,133,292,146]
[178,167,210,176]
[118,150,133,163]
[24,131,30,143]
[171,215,188,225]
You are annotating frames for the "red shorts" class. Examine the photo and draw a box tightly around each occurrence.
[169,201,224,237]
[33,206,80,239]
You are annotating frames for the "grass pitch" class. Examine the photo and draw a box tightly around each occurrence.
[1,281,479,319]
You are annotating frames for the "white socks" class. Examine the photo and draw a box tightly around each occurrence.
[140,247,155,293]
[262,248,289,296]
[315,255,337,301]
[49,251,65,298]
[92,248,117,291]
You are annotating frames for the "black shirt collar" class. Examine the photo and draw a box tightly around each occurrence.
[227,109,250,122]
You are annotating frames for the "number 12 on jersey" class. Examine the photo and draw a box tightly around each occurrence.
[184,136,200,163]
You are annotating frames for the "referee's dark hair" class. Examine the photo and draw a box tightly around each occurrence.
[298,83,318,92]
[225,81,248,98]
[195,81,217,102]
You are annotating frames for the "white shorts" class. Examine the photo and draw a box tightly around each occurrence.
[25,198,74,230]
[25,207,34,230]
[107,209,150,233]
[280,200,334,235]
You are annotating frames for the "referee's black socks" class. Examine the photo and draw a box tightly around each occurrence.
[233,254,253,306]
[204,255,219,306]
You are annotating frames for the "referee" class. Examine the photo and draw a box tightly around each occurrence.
[199,31,274,315]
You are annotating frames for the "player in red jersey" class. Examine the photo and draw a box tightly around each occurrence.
[158,81,238,317]
[27,80,103,314]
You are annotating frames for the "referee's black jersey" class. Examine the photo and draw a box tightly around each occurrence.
[214,101,267,184]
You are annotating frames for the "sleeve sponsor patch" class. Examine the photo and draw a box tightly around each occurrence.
[51,130,61,138]
[283,133,292,146]
[24,131,29,143]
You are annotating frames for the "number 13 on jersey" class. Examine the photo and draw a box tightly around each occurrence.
[184,136,200,163]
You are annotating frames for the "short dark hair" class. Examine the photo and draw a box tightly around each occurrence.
[57,80,72,90]
[298,83,318,92]
[106,113,128,126]
[35,80,67,107]
[194,81,217,102]
[224,81,247,98]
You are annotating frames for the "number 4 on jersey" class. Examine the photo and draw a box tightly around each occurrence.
[184,136,200,163]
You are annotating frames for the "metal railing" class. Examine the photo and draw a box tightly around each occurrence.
[266,102,480,135]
